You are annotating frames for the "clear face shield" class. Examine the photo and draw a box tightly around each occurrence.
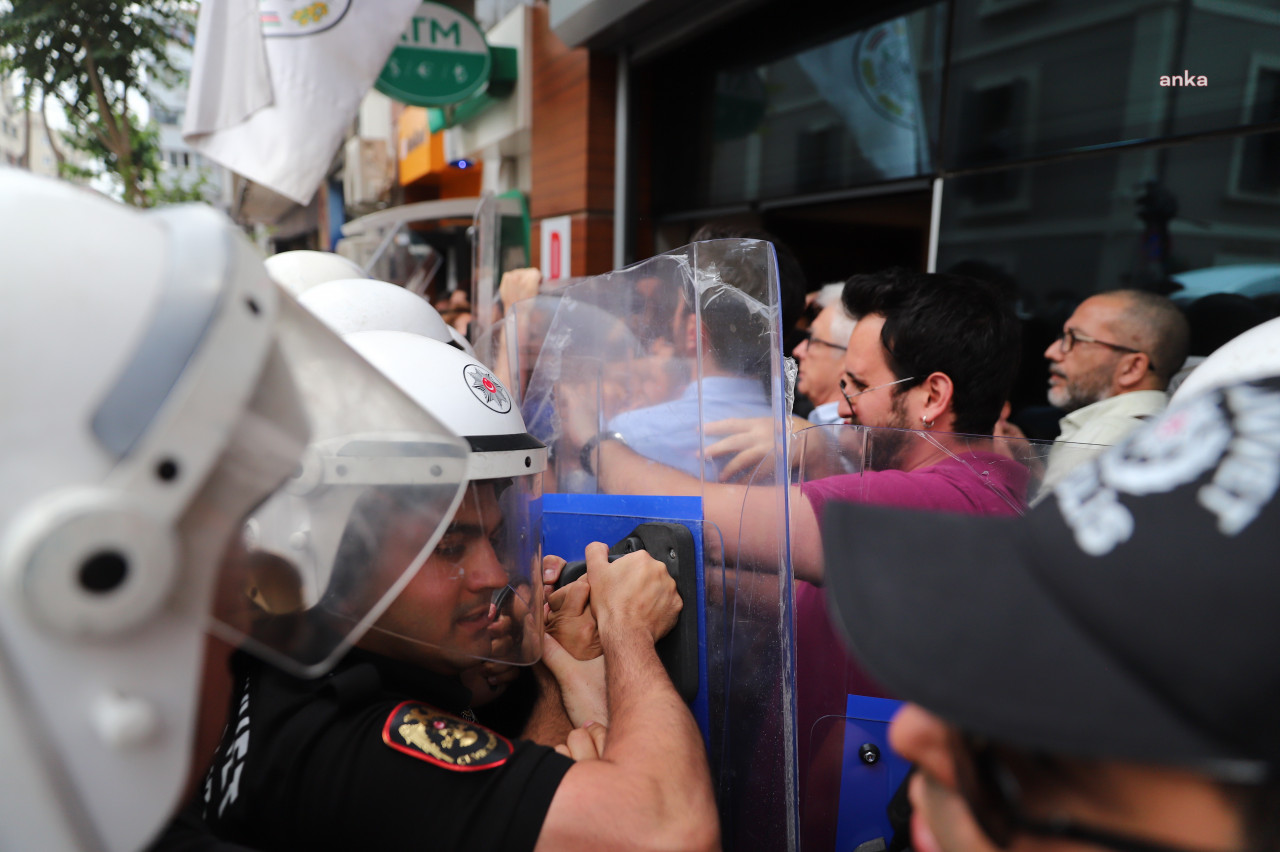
[354,468,545,670]
[209,295,474,677]
[470,192,533,366]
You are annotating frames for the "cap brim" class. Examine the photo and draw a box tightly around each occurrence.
[821,501,1245,772]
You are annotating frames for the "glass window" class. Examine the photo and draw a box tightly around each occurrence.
[651,3,945,215]
[939,131,1280,312]
[1231,62,1280,201]
[945,0,1280,169]
[938,130,1280,416]
[151,102,181,126]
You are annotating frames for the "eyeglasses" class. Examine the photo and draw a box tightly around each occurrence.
[799,330,848,352]
[1057,328,1150,362]
[838,375,915,412]
[951,732,1231,852]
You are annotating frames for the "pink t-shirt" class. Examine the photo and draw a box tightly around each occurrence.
[795,452,1028,848]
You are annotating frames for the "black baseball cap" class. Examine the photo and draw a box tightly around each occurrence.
[822,376,1280,782]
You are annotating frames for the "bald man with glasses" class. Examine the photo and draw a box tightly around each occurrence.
[1041,290,1189,493]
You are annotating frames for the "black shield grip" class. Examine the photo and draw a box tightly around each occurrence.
[555,522,699,702]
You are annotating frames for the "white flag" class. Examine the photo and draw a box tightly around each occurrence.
[794,17,929,180]
[184,0,420,205]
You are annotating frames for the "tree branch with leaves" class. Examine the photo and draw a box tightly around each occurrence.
[0,0,197,206]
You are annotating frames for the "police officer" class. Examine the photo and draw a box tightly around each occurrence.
[0,171,475,850]
[158,329,719,851]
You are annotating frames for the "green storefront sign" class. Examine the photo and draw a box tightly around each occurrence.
[376,2,492,107]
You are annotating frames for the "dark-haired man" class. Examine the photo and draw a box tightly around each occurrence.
[823,376,1280,852]
[1041,289,1189,491]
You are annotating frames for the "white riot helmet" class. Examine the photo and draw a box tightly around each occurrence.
[298,277,453,343]
[1171,317,1280,404]
[342,331,548,668]
[264,250,368,298]
[448,322,477,357]
[0,172,469,851]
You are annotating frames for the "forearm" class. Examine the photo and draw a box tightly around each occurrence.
[595,442,731,564]
[520,665,574,746]
[599,626,716,829]
[595,440,699,497]
[535,548,718,852]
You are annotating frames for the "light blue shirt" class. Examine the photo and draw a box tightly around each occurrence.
[608,376,774,479]
[807,400,843,426]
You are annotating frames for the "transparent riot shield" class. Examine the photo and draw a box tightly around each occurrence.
[478,294,643,419]
[470,192,531,361]
[777,424,1102,852]
[522,239,798,849]
[336,217,443,290]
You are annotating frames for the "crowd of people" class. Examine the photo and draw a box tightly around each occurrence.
[4,167,1279,852]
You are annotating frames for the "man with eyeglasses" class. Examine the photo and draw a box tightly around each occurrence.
[821,375,1280,852]
[796,283,860,426]
[1041,290,1188,492]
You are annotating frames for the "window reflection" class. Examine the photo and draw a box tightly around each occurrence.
[701,6,943,208]
[939,131,1280,320]
[946,0,1280,168]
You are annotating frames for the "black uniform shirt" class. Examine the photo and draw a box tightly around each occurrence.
[195,648,573,852]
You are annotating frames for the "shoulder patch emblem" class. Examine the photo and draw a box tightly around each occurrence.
[382,701,512,771]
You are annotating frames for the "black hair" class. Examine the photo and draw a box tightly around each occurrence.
[1220,780,1280,852]
[843,268,1021,435]
[691,223,808,339]
[1184,293,1270,358]
[678,238,777,378]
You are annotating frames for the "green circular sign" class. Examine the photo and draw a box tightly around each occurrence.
[376,2,492,107]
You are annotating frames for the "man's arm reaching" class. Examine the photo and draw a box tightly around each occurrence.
[591,438,826,584]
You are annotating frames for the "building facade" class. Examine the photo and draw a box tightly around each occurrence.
[545,0,1280,295]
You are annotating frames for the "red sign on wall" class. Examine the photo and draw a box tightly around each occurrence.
[540,216,571,281]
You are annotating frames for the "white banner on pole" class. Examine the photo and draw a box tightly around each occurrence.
[184,0,421,205]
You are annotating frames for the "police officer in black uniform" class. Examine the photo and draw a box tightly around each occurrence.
[153,336,719,852]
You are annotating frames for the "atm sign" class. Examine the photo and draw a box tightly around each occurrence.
[376,2,492,107]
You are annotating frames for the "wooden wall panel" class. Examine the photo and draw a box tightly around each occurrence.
[530,2,615,274]
[531,3,588,219]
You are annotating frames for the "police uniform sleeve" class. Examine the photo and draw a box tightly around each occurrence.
[144,797,263,852]
[251,699,573,852]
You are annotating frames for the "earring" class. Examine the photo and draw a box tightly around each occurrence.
[921,416,934,429]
